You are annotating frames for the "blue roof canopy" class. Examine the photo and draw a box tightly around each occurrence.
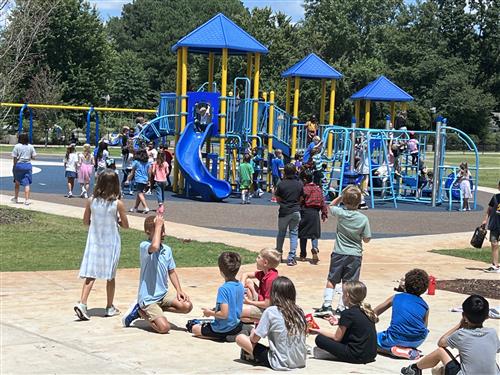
[350,75,413,102]
[281,53,343,80]
[171,13,268,56]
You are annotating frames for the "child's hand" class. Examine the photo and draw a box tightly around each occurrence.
[243,295,253,305]
[326,315,339,325]
[155,215,164,227]
[308,327,323,335]
[124,180,130,186]
[177,291,190,302]
[201,308,213,317]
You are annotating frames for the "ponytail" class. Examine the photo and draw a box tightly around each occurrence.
[360,302,379,323]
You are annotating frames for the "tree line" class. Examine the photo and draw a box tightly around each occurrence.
[1,0,498,143]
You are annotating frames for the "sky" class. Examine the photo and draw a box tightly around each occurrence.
[89,0,305,22]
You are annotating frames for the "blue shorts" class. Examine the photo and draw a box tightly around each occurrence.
[377,330,426,351]
[65,171,77,179]
[13,162,32,186]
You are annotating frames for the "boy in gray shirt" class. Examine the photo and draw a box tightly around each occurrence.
[315,185,371,317]
[401,294,500,375]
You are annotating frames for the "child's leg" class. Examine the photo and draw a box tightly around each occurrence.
[24,184,30,201]
[137,192,149,210]
[241,189,247,204]
[413,347,453,370]
[154,181,163,205]
[241,304,262,323]
[315,334,356,362]
[106,279,115,309]
[138,309,171,334]
[79,277,96,305]
[299,237,307,258]
[491,235,499,267]
[244,279,259,301]
[236,332,255,355]
[67,178,73,194]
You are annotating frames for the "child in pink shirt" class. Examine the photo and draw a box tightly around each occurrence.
[408,132,419,165]
[150,152,169,214]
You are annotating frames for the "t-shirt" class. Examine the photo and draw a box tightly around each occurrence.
[447,327,500,375]
[137,241,176,307]
[64,153,79,172]
[255,269,278,301]
[210,281,244,333]
[271,157,284,177]
[152,161,169,182]
[408,138,419,153]
[275,178,304,217]
[339,306,377,363]
[12,143,36,163]
[387,293,429,342]
[132,160,151,184]
[255,306,307,370]
[97,149,109,169]
[330,206,371,256]
[147,148,158,163]
[239,162,254,183]
[488,193,500,232]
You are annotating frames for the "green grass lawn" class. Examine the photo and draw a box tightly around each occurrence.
[0,206,257,272]
[430,247,493,264]
[0,144,123,157]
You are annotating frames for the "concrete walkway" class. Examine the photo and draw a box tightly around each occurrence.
[1,195,499,374]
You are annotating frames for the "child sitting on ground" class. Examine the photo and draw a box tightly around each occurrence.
[122,214,192,333]
[239,153,254,204]
[236,276,307,370]
[375,268,430,360]
[240,248,281,322]
[311,281,378,364]
[191,252,245,341]
[315,185,371,317]
[401,294,500,375]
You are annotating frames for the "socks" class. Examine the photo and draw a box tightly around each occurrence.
[335,284,345,310]
[323,287,334,307]
[241,191,247,203]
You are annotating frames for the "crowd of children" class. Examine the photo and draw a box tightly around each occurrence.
[72,163,499,373]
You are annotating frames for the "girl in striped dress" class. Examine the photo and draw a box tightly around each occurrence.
[74,170,129,320]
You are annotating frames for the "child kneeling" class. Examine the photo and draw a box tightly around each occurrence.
[236,276,307,370]
[375,268,429,359]
[240,248,281,322]
[191,252,245,341]
[122,215,192,333]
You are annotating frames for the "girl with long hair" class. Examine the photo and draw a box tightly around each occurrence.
[150,150,169,214]
[78,144,94,198]
[311,281,378,364]
[74,170,129,320]
[236,276,307,370]
[63,144,78,197]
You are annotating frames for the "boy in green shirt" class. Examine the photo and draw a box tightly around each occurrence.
[239,153,254,204]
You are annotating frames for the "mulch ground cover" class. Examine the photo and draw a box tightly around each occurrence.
[437,279,500,300]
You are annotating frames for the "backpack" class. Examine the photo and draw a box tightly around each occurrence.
[470,224,487,249]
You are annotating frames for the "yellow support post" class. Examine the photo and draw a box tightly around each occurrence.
[401,102,407,112]
[178,46,188,193]
[173,48,182,193]
[251,53,261,149]
[355,100,360,126]
[267,91,275,191]
[319,79,326,124]
[206,52,215,169]
[327,80,336,158]
[218,48,228,180]
[262,92,267,102]
[390,102,396,126]
[246,53,253,79]
[364,100,371,129]
[291,76,300,158]
[285,77,291,113]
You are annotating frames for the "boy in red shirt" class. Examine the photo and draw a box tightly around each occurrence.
[240,248,281,322]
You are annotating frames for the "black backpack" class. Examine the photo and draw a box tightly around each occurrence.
[470,224,487,249]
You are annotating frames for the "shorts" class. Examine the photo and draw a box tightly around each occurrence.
[135,182,148,193]
[140,294,176,322]
[13,162,32,186]
[377,331,426,351]
[272,176,281,187]
[443,348,461,375]
[65,171,77,179]
[200,321,243,341]
[246,304,264,319]
[252,343,272,368]
[327,253,362,284]
[490,230,499,244]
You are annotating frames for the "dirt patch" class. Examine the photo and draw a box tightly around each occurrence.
[437,279,500,300]
[0,206,33,225]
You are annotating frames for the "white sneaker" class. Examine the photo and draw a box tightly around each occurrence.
[24,200,31,206]
[10,197,18,203]
[484,265,500,273]
[83,192,88,199]
[105,305,120,317]
[129,207,137,213]
[143,208,150,214]
[74,302,90,321]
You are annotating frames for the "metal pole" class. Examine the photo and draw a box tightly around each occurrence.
[431,116,443,207]
[350,116,356,174]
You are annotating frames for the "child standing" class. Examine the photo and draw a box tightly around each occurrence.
[150,152,169,214]
[121,215,192,333]
[239,154,254,204]
[122,139,135,195]
[311,281,378,364]
[482,180,500,273]
[240,248,281,322]
[94,140,109,176]
[236,276,307,370]
[401,295,500,375]
[77,144,94,199]
[64,144,79,198]
[271,149,284,189]
[298,169,328,264]
[74,170,129,320]
[126,148,151,214]
[375,269,430,359]
[315,185,371,316]
[458,162,472,211]
[191,252,245,341]
[408,132,419,165]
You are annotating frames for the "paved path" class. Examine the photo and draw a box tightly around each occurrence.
[1,195,499,374]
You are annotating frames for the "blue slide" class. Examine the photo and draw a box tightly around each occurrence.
[176,122,231,201]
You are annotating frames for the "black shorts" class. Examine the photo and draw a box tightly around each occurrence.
[252,343,272,368]
[200,322,243,341]
[136,182,148,192]
[327,253,361,284]
[444,348,461,375]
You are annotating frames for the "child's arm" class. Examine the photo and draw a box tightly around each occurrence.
[482,205,493,226]
[83,199,91,226]
[168,269,190,302]
[202,303,229,319]
[125,167,135,184]
[244,294,270,309]
[240,271,257,285]
[437,320,463,348]
[116,200,129,229]
[424,310,429,327]
[249,329,262,344]
[374,295,393,316]
[330,194,342,206]
[147,215,164,254]
[310,325,347,342]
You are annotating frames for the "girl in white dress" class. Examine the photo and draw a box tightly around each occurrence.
[459,162,472,211]
[74,170,129,320]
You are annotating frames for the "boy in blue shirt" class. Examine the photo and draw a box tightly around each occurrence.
[191,252,245,341]
[271,149,284,188]
[122,215,192,333]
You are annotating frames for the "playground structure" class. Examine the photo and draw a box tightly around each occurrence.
[2,13,479,209]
